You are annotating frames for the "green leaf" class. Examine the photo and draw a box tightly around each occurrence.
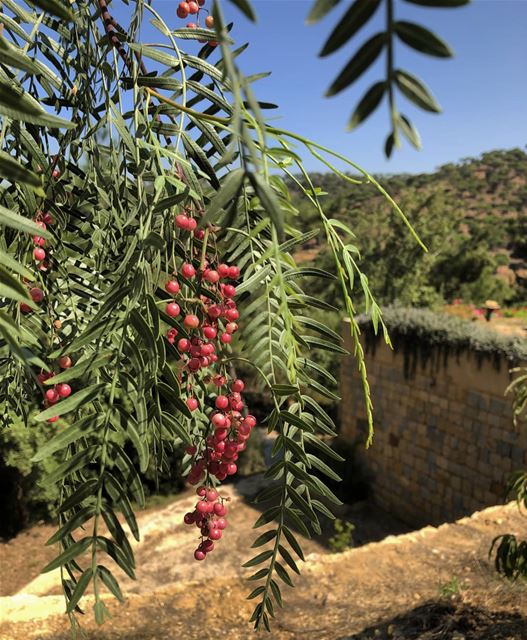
[251,530,277,548]
[270,579,283,607]
[0,78,74,128]
[98,565,125,603]
[27,0,77,21]
[326,33,386,97]
[31,414,99,461]
[274,562,294,587]
[249,173,284,240]
[283,526,305,561]
[271,384,300,396]
[253,506,280,528]
[306,0,343,24]
[303,335,348,355]
[66,568,93,613]
[201,168,245,226]
[394,21,453,57]
[320,0,382,57]
[96,536,135,579]
[44,445,97,486]
[0,204,52,236]
[0,249,34,280]
[41,537,92,573]
[306,452,342,482]
[397,113,421,149]
[46,506,94,546]
[384,131,395,158]
[227,0,256,21]
[348,81,386,130]
[0,35,41,75]
[395,69,441,113]
[278,545,300,574]
[247,586,266,600]
[242,550,274,567]
[34,383,108,421]
[59,479,99,513]
[44,352,114,385]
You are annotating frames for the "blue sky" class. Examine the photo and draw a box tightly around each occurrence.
[117,0,527,175]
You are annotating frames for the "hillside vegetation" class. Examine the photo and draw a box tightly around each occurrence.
[291,147,527,308]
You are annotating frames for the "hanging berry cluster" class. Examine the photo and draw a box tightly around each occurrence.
[176,0,217,46]
[20,205,74,425]
[165,207,257,561]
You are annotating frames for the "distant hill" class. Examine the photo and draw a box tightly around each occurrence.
[290,147,527,307]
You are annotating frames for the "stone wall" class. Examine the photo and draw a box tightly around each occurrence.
[340,318,527,527]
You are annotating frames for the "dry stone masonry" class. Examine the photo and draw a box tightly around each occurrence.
[340,313,527,527]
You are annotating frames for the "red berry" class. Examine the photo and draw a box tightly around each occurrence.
[42,213,53,225]
[220,333,232,344]
[213,503,227,516]
[184,314,200,329]
[206,488,218,502]
[225,322,238,334]
[187,397,198,411]
[186,22,197,28]
[182,263,196,279]
[197,486,207,497]
[52,169,60,179]
[29,287,44,303]
[194,549,206,561]
[188,1,199,13]
[33,248,46,261]
[177,338,191,352]
[184,512,195,525]
[177,1,189,17]
[204,270,220,284]
[20,302,32,314]
[47,415,59,423]
[212,413,226,428]
[215,517,227,530]
[45,388,59,403]
[57,384,71,398]
[175,214,189,229]
[208,528,222,540]
[225,308,239,322]
[201,539,214,552]
[231,379,245,393]
[165,280,180,295]
[226,463,237,475]
[166,302,181,317]
[187,218,197,231]
[33,236,46,247]
[58,356,72,369]
[218,264,230,278]
[203,326,217,340]
[244,415,257,428]
[228,266,240,279]
[223,284,236,298]
[215,395,229,410]
[188,358,201,372]
[205,15,214,28]
[207,305,222,319]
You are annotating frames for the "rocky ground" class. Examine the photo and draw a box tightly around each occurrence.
[0,477,526,640]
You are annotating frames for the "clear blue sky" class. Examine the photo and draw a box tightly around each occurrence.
[117,0,527,174]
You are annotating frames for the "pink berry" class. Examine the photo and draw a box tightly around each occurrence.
[181,263,196,279]
[208,528,222,540]
[215,517,227,530]
[226,463,237,475]
[47,416,59,423]
[231,379,245,393]
[204,270,220,284]
[194,549,206,561]
[201,539,214,552]
[187,218,197,231]
[188,358,201,372]
[220,333,232,344]
[58,356,72,369]
[218,264,230,278]
[228,266,240,279]
[177,338,191,352]
[175,214,189,229]
[187,397,198,411]
[29,287,44,303]
[225,308,239,322]
[207,305,222,319]
[188,1,199,13]
[165,280,180,294]
[212,413,226,428]
[223,284,236,298]
[33,235,46,247]
[206,488,218,502]
[45,388,59,403]
[184,314,200,329]
[57,384,71,398]
[244,415,257,428]
[213,503,227,516]
[197,486,207,497]
[225,322,238,334]
[33,247,46,261]
[203,326,217,340]
[215,395,229,410]
[186,22,197,28]
[166,302,181,317]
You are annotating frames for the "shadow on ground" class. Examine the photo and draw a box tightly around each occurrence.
[340,600,527,640]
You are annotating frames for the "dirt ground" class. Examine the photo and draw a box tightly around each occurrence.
[0,480,526,640]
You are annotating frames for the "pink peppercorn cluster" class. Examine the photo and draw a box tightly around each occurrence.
[176,0,217,46]
[184,486,229,560]
[36,355,74,424]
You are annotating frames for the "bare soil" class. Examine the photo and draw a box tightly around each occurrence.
[0,480,526,640]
